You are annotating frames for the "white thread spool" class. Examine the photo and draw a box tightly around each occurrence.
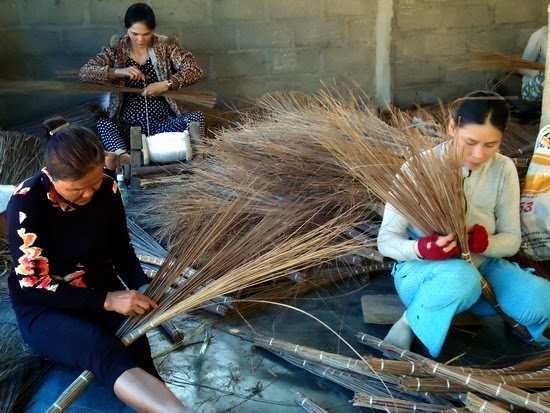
[143,131,192,164]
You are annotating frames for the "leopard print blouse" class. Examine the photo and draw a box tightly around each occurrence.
[79,34,202,119]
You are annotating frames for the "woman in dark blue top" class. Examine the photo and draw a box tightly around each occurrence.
[7,117,192,412]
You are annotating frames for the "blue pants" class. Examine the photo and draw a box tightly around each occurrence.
[392,257,550,357]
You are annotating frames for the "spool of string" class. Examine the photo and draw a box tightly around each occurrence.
[141,84,192,164]
[143,130,192,164]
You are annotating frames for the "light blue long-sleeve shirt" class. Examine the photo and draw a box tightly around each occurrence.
[377,143,521,268]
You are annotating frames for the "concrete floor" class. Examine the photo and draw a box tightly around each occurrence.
[21,271,539,413]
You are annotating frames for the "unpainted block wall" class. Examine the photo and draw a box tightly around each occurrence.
[0,0,547,128]
[392,0,549,106]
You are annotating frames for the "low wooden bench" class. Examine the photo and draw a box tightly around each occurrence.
[361,294,484,326]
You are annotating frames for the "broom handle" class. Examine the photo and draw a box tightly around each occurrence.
[463,253,536,345]
[45,370,95,413]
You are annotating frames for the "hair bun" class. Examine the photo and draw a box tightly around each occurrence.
[43,116,70,138]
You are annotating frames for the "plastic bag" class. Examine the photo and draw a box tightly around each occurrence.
[520,124,550,260]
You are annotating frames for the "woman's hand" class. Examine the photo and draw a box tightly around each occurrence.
[104,152,131,170]
[104,290,158,317]
[414,232,460,260]
[104,152,118,170]
[142,80,171,97]
[114,66,146,81]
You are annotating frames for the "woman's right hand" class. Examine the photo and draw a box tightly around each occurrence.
[114,67,146,81]
[104,290,158,317]
[414,232,460,260]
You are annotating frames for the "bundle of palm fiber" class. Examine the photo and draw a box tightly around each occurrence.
[0,79,218,109]
[127,215,373,319]
[357,333,550,412]
[0,130,42,186]
[134,90,386,245]
[465,392,515,413]
[465,49,545,72]
[227,262,386,317]
[46,185,363,412]
[293,391,329,413]
[255,333,458,411]
[0,324,50,412]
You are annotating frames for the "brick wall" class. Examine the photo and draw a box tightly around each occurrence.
[0,0,547,128]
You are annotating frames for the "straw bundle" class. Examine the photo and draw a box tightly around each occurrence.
[353,394,455,412]
[466,49,545,72]
[465,392,515,413]
[46,187,362,412]
[364,351,550,381]
[262,340,456,409]
[254,334,394,381]
[0,80,217,109]
[268,350,394,397]
[0,130,42,186]
[135,90,382,245]
[401,368,550,393]
[357,332,550,413]
[293,391,329,413]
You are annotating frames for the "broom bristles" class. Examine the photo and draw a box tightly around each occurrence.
[466,49,545,72]
[0,80,217,109]
[47,183,364,411]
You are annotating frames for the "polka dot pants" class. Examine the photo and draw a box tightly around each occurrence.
[97,111,206,152]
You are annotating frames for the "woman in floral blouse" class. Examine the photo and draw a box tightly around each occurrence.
[7,117,192,412]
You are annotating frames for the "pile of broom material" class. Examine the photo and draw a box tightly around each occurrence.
[127,89,548,412]
[0,87,547,412]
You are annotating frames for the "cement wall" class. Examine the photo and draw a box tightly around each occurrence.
[0,0,547,128]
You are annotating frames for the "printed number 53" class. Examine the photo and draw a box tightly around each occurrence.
[520,201,534,213]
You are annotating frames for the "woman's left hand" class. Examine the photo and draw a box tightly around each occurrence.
[142,81,170,97]
[104,152,118,170]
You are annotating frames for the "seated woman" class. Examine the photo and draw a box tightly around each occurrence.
[520,25,547,102]
[377,91,550,358]
[7,117,192,412]
[79,2,204,168]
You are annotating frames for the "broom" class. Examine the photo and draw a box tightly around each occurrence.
[0,80,217,109]
[46,185,362,412]
[466,49,545,72]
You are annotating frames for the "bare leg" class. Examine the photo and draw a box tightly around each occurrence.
[114,367,193,413]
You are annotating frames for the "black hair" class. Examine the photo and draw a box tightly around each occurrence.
[451,90,510,132]
[42,116,105,181]
[124,3,156,30]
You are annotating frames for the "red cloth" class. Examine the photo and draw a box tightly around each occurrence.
[417,231,460,260]
[468,224,489,253]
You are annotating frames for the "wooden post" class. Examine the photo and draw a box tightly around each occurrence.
[540,3,550,126]
[130,126,142,191]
